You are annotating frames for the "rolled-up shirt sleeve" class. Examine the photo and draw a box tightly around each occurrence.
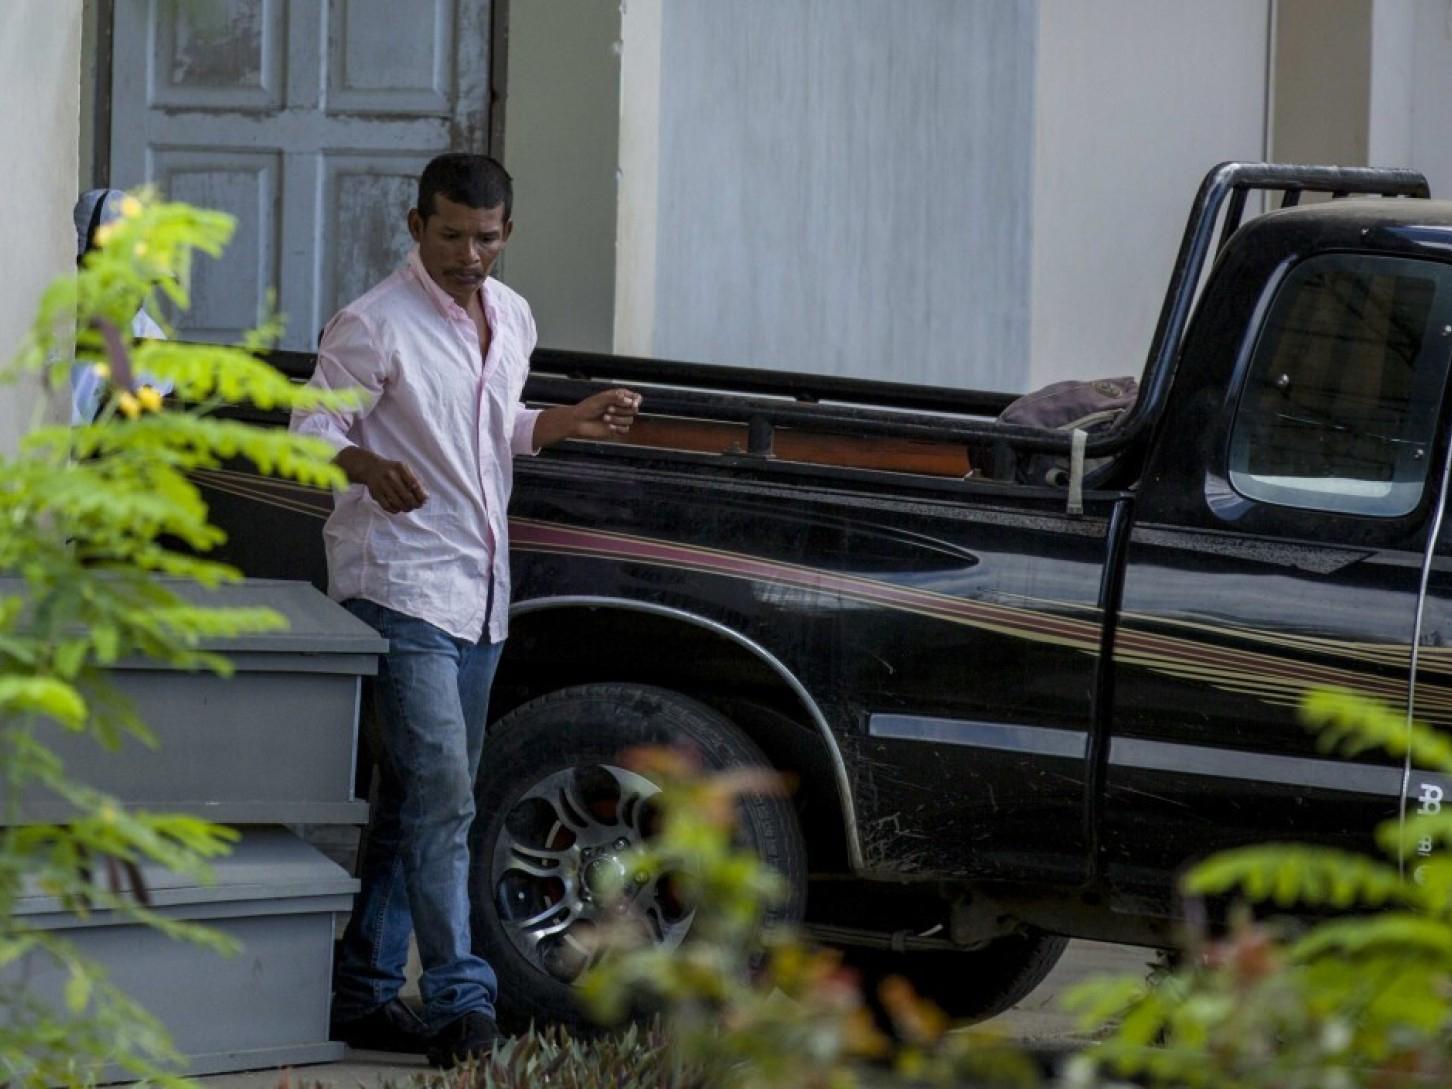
[510,406,542,456]
[289,310,386,452]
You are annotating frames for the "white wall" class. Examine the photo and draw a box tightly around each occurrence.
[614,0,662,359]
[1029,0,1272,390]
[1368,0,1452,198]
[623,0,1273,391]
[642,0,1037,389]
[609,0,1445,396]
[1369,0,1414,168]
[0,1,83,452]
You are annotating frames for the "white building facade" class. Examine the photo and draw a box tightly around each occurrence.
[7,1,1452,451]
[509,0,1452,390]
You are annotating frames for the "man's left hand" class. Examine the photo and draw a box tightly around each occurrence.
[572,388,641,440]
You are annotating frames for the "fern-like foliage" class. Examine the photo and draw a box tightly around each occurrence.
[1183,843,1412,910]
[128,340,353,412]
[0,191,357,1088]
[1303,686,1452,774]
[1288,912,1452,964]
[569,753,1042,1088]
[1375,810,1452,859]
[1071,690,1452,1088]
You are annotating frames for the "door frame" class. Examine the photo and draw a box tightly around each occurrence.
[81,0,115,189]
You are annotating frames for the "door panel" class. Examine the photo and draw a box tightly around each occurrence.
[153,0,285,111]
[320,156,433,324]
[152,149,281,343]
[1106,533,1422,912]
[328,0,460,116]
[111,0,492,350]
[1104,248,1452,916]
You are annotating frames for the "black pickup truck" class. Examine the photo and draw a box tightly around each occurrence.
[200,163,1452,1028]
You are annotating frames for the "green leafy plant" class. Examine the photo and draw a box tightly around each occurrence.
[0,190,353,1087]
[1065,688,1452,1089]
[567,748,1037,1089]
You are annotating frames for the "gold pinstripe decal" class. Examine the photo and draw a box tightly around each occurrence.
[190,471,1451,724]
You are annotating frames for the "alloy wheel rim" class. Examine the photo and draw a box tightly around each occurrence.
[490,762,695,984]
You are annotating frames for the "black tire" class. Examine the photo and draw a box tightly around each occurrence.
[469,683,808,1031]
[842,930,1068,1026]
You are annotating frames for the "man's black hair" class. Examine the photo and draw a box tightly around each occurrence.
[417,153,513,221]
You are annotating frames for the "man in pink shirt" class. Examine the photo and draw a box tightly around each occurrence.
[291,153,639,1067]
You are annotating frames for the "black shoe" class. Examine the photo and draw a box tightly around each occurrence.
[426,1010,498,1069]
[330,997,430,1054]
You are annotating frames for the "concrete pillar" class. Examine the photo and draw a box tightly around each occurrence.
[1271,1,1452,195]
[1270,0,1372,167]
[0,1,82,453]
[502,0,622,353]
[614,0,662,358]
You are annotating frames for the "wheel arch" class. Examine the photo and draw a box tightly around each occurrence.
[498,596,862,872]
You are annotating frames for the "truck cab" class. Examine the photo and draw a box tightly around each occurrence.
[1105,196,1452,917]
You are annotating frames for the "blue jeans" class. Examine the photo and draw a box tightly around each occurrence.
[333,598,503,1031]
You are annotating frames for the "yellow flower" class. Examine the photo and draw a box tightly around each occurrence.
[92,223,115,247]
[137,385,163,413]
[119,195,143,218]
[133,242,147,257]
[116,391,140,419]
[90,362,110,380]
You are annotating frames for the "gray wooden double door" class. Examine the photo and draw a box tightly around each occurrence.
[110,0,492,350]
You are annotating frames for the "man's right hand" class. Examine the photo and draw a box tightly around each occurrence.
[335,446,428,513]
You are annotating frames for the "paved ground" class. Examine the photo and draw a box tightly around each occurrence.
[981,939,1158,1045]
[190,940,1158,1089]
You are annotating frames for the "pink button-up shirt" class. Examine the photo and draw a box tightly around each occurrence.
[290,248,541,643]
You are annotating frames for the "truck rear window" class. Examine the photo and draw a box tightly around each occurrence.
[1229,253,1452,517]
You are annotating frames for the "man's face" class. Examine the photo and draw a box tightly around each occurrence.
[407,193,513,307]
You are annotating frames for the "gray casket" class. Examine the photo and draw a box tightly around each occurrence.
[4,579,384,824]
[1,579,385,1080]
[8,828,356,1076]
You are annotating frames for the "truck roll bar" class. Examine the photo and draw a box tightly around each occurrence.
[1094,161,1430,464]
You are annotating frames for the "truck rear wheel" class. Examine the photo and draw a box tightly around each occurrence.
[469,683,807,1030]
[843,930,1068,1025]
